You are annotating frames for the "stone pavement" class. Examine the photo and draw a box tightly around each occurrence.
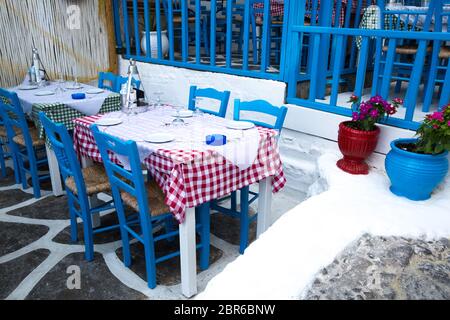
[305,234,450,300]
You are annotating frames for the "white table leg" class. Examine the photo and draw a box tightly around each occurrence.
[179,207,197,297]
[80,155,101,228]
[46,144,64,197]
[257,176,273,238]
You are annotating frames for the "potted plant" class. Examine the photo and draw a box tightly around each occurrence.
[337,95,401,175]
[385,105,450,201]
[141,18,169,58]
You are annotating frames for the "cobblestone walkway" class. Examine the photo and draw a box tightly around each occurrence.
[305,234,450,300]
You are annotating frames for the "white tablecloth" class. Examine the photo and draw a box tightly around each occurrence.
[11,82,112,115]
[99,107,261,171]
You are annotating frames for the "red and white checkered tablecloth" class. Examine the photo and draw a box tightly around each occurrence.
[73,114,286,224]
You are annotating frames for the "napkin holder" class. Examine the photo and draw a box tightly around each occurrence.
[206,134,227,146]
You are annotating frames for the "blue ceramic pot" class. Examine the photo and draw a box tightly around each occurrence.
[385,138,449,201]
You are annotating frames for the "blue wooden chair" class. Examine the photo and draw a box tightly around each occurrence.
[0,88,49,198]
[188,86,230,118]
[0,118,11,178]
[38,112,116,261]
[212,99,287,254]
[0,113,20,183]
[91,125,211,288]
[374,3,435,113]
[115,76,141,93]
[250,0,284,66]
[98,72,119,92]
[161,0,209,56]
[422,2,450,111]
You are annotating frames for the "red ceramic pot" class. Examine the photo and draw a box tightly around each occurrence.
[337,121,380,175]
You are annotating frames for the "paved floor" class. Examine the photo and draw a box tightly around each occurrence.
[0,165,303,300]
[305,234,450,300]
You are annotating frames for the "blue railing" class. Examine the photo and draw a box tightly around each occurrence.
[112,0,450,131]
[285,7,450,130]
[113,0,292,80]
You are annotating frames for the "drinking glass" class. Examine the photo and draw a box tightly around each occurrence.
[172,105,185,126]
[193,97,204,117]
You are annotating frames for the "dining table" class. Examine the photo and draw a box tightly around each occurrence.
[9,81,121,197]
[72,106,286,297]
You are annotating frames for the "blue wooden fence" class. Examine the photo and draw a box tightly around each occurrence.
[112,0,450,130]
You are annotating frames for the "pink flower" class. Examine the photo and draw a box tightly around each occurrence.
[393,98,403,105]
[448,120,450,127]
[370,109,379,118]
[430,111,444,122]
[433,124,439,129]
[352,112,359,121]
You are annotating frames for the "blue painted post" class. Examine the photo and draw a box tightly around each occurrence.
[112,0,123,50]
[210,0,217,66]
[279,0,291,81]
[155,0,163,59]
[132,0,141,56]
[316,0,332,99]
[225,0,233,68]
[195,0,201,63]
[330,35,345,106]
[122,0,131,56]
[168,0,175,61]
[286,0,304,99]
[260,0,271,72]
[181,0,189,62]
[242,0,251,70]
[380,38,397,99]
[143,0,151,59]
[354,37,370,100]
[308,33,321,101]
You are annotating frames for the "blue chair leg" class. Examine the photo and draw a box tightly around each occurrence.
[18,157,27,190]
[82,213,94,261]
[142,225,157,289]
[199,202,210,271]
[68,198,78,243]
[30,163,41,199]
[231,191,237,212]
[239,186,250,255]
[0,141,6,178]
[164,216,176,243]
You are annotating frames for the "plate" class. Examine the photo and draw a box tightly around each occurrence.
[144,133,175,144]
[18,85,38,90]
[226,121,255,130]
[95,118,123,126]
[173,110,194,118]
[34,90,55,96]
[86,88,104,94]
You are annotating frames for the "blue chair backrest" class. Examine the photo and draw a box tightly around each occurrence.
[91,125,153,225]
[233,99,288,132]
[98,72,118,92]
[188,86,230,118]
[38,112,88,201]
[0,88,34,151]
[115,76,142,93]
[380,1,435,31]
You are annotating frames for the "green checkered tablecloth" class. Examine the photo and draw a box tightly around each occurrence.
[356,6,419,49]
[31,93,121,144]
